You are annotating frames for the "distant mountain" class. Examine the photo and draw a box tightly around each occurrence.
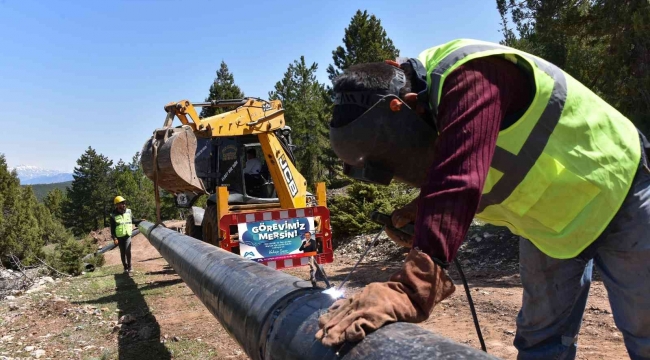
[11,165,73,185]
[28,181,73,202]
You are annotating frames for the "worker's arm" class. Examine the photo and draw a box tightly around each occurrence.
[110,215,116,238]
[413,56,532,263]
[246,159,262,175]
[110,215,118,243]
[130,209,146,226]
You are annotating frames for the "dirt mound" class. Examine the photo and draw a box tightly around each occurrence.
[88,227,113,248]
[335,231,408,262]
[459,221,520,274]
[326,186,349,199]
[333,221,520,273]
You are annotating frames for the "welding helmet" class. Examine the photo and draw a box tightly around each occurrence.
[329,59,438,188]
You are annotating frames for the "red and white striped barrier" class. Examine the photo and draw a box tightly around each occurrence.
[218,206,334,270]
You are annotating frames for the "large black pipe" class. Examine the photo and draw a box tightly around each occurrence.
[138,221,498,360]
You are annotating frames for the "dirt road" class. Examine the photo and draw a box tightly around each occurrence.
[0,229,629,359]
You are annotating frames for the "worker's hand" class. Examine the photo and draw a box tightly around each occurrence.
[113,238,119,246]
[386,199,418,248]
[384,227,413,248]
[315,248,455,346]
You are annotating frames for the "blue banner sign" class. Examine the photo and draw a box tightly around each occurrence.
[238,217,316,261]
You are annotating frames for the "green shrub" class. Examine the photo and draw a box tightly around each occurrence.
[44,239,82,275]
[45,237,105,276]
[83,245,106,269]
[327,181,418,241]
[325,175,352,190]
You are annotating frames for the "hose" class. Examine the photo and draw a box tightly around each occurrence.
[454,258,487,352]
[368,211,488,353]
[276,130,297,164]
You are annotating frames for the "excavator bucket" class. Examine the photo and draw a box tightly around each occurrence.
[141,126,206,195]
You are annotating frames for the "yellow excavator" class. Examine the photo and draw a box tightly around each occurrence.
[139,98,333,277]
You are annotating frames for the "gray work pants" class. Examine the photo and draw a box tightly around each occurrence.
[515,158,650,360]
[117,236,132,271]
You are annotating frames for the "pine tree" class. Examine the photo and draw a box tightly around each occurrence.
[43,188,65,221]
[0,154,25,264]
[31,196,54,242]
[321,11,419,240]
[200,61,245,118]
[109,155,157,221]
[55,238,86,275]
[160,190,182,220]
[497,0,650,133]
[63,147,113,235]
[112,159,138,203]
[327,10,400,81]
[128,152,156,220]
[269,56,330,187]
[1,156,73,266]
[323,10,401,184]
[2,186,43,265]
[0,154,19,211]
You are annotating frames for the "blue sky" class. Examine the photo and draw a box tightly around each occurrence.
[0,0,503,172]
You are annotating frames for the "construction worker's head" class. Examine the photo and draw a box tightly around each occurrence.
[114,196,127,212]
[246,148,256,160]
[329,60,438,188]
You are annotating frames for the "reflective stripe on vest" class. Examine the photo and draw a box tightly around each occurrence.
[426,43,567,212]
[114,209,133,237]
[418,39,641,259]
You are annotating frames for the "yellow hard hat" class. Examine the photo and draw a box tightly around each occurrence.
[114,196,126,204]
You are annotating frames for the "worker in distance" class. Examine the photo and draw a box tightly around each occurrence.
[110,196,145,274]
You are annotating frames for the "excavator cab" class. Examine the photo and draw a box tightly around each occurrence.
[242,144,275,199]
[194,135,282,204]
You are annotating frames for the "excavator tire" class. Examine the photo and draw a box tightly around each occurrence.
[185,214,203,240]
[202,205,220,247]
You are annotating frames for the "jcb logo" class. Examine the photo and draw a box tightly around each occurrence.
[279,155,298,197]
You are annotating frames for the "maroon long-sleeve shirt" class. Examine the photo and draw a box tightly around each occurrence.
[413,56,532,263]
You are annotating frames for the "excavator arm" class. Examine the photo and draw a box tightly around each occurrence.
[258,131,307,208]
[141,98,306,209]
[165,98,287,135]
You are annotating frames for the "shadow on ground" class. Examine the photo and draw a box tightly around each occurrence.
[145,264,176,276]
[75,273,182,360]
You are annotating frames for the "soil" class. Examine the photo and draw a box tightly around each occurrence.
[0,223,629,359]
[88,227,114,247]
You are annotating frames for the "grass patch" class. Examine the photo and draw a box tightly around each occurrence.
[84,347,115,360]
[166,339,219,359]
[0,254,221,360]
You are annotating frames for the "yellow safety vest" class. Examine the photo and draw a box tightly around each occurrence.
[113,209,133,238]
[418,39,640,259]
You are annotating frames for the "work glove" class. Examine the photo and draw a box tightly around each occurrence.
[385,199,418,248]
[113,238,119,246]
[315,248,455,346]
